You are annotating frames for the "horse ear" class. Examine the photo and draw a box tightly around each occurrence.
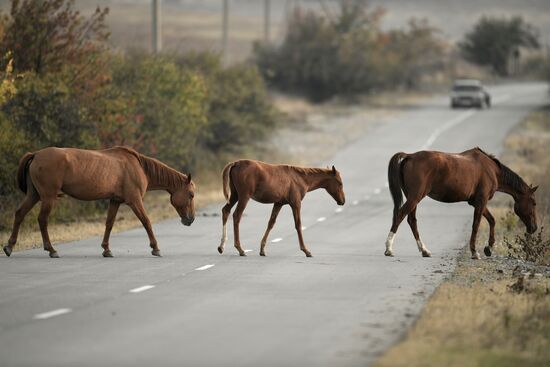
[332,165,336,175]
[187,173,192,184]
[531,185,538,193]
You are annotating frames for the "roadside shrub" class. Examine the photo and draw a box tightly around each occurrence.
[504,228,550,265]
[254,1,443,101]
[103,52,208,172]
[459,16,540,76]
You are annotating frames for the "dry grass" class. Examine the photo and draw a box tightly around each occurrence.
[373,106,550,367]
[374,271,550,367]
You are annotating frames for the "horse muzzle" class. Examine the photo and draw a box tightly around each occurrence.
[527,223,537,234]
[181,217,195,226]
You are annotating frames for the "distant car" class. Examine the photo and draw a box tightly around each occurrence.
[450,79,491,109]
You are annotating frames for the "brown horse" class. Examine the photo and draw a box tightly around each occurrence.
[385,147,537,259]
[3,146,195,258]
[217,160,345,257]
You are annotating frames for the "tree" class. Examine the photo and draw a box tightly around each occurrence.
[459,16,539,76]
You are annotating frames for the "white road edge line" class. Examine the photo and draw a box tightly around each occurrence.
[271,238,283,243]
[317,217,326,222]
[129,285,155,293]
[195,264,215,271]
[33,308,72,320]
[422,109,475,150]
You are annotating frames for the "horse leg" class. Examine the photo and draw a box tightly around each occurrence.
[232,196,250,256]
[3,193,39,257]
[100,200,121,258]
[407,207,432,257]
[260,203,283,256]
[37,199,59,258]
[218,193,237,254]
[469,203,486,260]
[385,199,419,257]
[482,208,496,257]
[290,203,311,257]
[128,199,161,257]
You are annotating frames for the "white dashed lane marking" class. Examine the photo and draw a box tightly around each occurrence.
[335,207,344,213]
[244,249,253,253]
[317,217,326,222]
[271,238,283,243]
[352,200,359,205]
[195,264,215,271]
[374,188,381,194]
[33,308,72,320]
[129,285,155,293]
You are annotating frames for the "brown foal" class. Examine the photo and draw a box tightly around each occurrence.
[385,147,537,259]
[4,146,195,258]
[217,160,345,257]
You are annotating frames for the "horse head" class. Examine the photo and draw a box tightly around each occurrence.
[170,174,196,226]
[514,185,538,234]
[326,166,345,206]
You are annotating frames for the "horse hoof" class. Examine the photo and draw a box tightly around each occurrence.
[151,249,162,257]
[305,252,313,258]
[3,246,12,257]
[217,246,224,254]
[384,250,394,257]
[260,252,266,256]
[422,250,432,257]
[471,252,480,260]
[239,252,247,257]
[484,246,492,257]
[102,250,113,258]
[49,251,59,258]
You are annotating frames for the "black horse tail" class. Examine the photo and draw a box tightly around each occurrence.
[16,152,34,194]
[388,152,408,219]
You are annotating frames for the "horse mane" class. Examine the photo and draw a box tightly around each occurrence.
[117,147,186,189]
[289,166,331,175]
[475,147,528,193]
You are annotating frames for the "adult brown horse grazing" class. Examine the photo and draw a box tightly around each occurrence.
[217,160,345,257]
[385,147,537,260]
[3,146,195,258]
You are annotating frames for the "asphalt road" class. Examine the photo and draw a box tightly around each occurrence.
[0,82,547,367]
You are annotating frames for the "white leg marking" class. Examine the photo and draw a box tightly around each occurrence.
[385,232,395,256]
[219,223,227,249]
[417,239,432,257]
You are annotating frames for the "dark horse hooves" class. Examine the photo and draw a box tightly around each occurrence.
[239,252,247,257]
[484,246,492,257]
[102,250,113,258]
[3,246,12,257]
[151,249,162,257]
[217,246,224,254]
[49,251,60,258]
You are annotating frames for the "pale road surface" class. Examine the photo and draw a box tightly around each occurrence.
[0,82,547,367]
